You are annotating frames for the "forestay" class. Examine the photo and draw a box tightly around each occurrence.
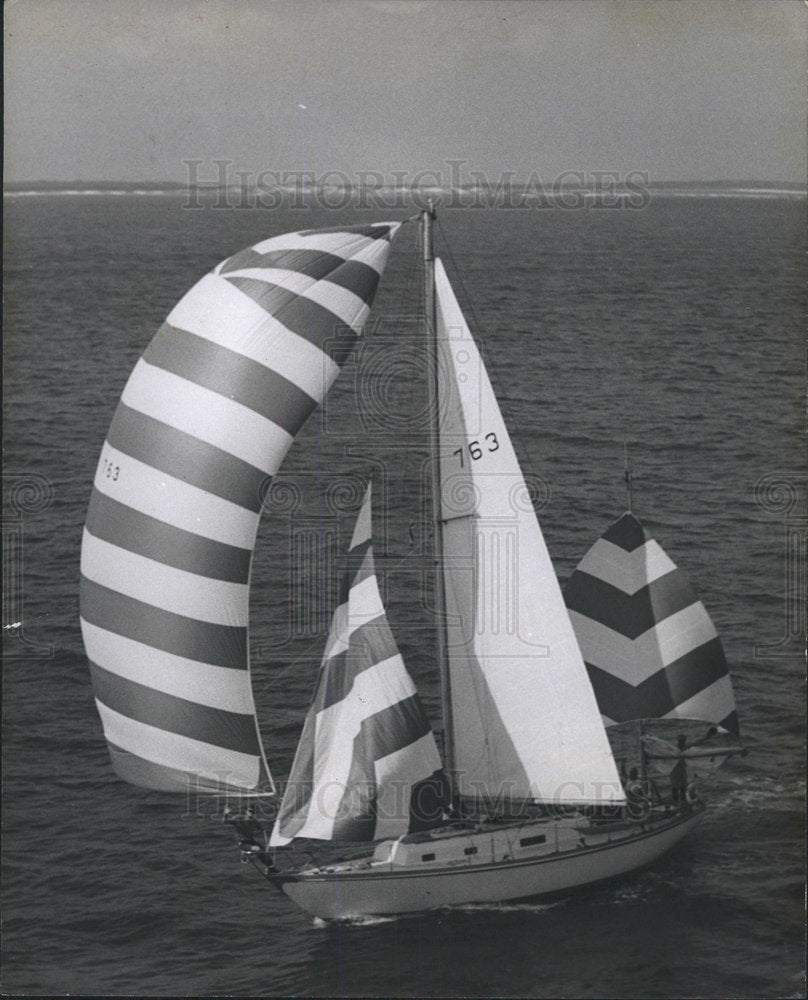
[270,483,445,845]
[80,224,399,794]
[564,512,739,734]
[433,259,624,806]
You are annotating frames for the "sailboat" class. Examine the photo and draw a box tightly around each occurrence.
[80,208,739,920]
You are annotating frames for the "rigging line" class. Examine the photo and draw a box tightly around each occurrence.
[269,224,451,656]
[432,211,509,436]
[624,440,633,514]
[260,494,440,755]
[268,222,434,816]
[395,229,422,553]
[256,490,432,687]
[362,217,423,558]
[434,214,485,336]
[259,225,435,692]
[256,227,421,681]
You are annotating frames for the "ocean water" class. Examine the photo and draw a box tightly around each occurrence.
[2,191,805,998]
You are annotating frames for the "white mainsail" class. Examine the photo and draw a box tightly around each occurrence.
[80,224,400,794]
[433,259,623,806]
[271,483,445,845]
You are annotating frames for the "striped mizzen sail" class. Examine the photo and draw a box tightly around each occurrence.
[564,512,738,734]
[80,224,399,795]
[270,483,445,845]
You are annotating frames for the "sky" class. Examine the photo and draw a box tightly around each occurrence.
[4,0,806,185]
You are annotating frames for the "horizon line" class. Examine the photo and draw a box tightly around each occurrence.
[4,177,806,192]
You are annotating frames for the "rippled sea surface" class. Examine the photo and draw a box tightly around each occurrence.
[3,192,805,997]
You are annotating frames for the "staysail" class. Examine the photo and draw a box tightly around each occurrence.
[564,511,739,734]
[80,224,399,794]
[433,260,624,807]
[270,483,445,845]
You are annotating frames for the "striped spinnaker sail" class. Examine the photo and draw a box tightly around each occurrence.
[80,223,399,794]
[270,483,445,845]
[564,512,739,734]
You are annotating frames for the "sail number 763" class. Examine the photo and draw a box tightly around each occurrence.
[453,432,499,467]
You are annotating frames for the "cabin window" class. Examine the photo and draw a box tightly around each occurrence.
[464,846,478,855]
[519,834,547,848]
[421,853,436,861]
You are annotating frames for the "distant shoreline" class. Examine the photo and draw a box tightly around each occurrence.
[4,178,805,204]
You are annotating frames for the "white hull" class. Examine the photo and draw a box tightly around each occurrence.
[268,806,705,920]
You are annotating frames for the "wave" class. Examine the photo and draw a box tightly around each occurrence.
[310,897,566,928]
[312,913,400,928]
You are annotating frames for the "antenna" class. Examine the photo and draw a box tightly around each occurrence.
[624,441,633,514]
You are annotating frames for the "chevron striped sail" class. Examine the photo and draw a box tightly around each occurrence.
[80,223,399,794]
[434,260,624,807]
[270,483,445,845]
[564,511,739,735]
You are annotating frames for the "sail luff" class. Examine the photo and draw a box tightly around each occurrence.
[81,223,400,794]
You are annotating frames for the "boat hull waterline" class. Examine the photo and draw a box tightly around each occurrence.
[268,807,705,920]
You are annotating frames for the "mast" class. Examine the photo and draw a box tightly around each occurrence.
[422,203,455,791]
[624,440,633,513]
